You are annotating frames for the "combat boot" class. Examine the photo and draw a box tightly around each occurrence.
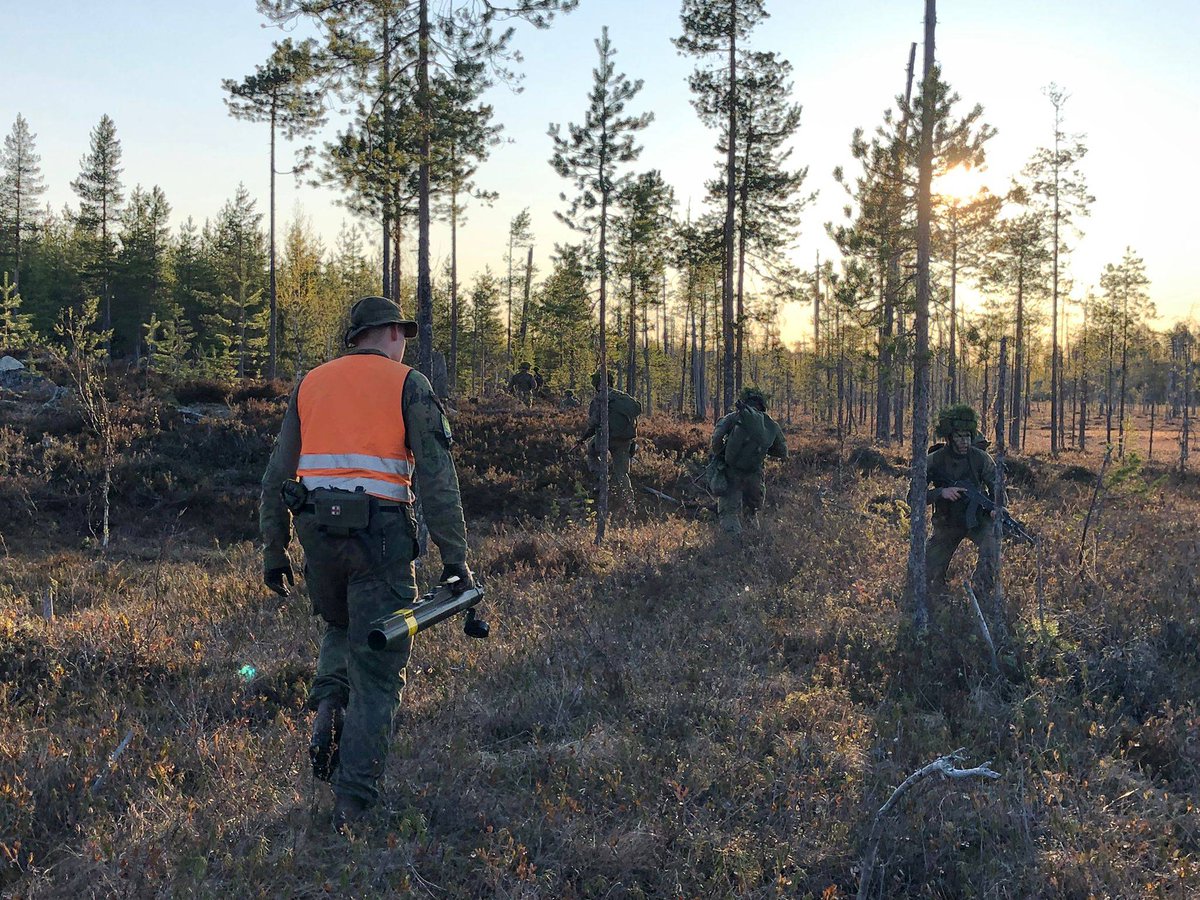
[309,698,344,782]
[333,793,367,833]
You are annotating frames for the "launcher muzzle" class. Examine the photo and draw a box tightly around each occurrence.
[367,577,488,651]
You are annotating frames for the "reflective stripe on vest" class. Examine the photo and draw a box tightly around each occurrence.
[295,354,415,503]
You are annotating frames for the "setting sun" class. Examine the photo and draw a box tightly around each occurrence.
[934,164,987,202]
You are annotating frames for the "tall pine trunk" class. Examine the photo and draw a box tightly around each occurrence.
[416,0,433,376]
[907,0,935,629]
[268,100,278,379]
[721,0,738,414]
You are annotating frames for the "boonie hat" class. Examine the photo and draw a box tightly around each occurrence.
[344,296,418,346]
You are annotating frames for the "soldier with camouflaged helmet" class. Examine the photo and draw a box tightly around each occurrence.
[920,403,1002,617]
[708,387,788,535]
[259,295,473,831]
[508,362,536,407]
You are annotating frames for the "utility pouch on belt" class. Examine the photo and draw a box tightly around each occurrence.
[311,488,371,535]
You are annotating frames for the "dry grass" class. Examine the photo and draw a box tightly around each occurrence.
[1,384,1198,897]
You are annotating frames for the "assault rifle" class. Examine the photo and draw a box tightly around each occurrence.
[367,576,489,651]
[931,478,1038,545]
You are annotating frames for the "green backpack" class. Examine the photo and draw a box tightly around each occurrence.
[607,390,641,441]
[724,405,771,471]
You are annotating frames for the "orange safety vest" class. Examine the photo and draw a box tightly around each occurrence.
[295,354,415,503]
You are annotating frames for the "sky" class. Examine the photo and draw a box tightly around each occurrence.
[4,0,1199,343]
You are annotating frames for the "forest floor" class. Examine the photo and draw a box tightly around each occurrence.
[1,378,1199,898]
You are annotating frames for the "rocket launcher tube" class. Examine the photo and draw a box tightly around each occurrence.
[367,577,487,651]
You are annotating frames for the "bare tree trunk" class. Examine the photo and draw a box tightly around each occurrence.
[643,294,652,411]
[735,121,752,394]
[1106,320,1115,445]
[1182,333,1192,474]
[596,168,611,544]
[1010,268,1024,450]
[948,231,958,403]
[907,0,936,630]
[268,103,278,380]
[449,189,459,395]
[415,0,433,376]
[626,268,637,392]
[1050,99,1063,456]
[992,336,1008,626]
[720,0,737,413]
[1118,277,1130,458]
[520,244,533,348]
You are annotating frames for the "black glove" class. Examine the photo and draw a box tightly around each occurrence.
[265,565,295,598]
[440,562,476,592]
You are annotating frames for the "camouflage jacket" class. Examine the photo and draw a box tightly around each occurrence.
[509,372,536,393]
[581,389,642,443]
[259,349,469,572]
[709,409,788,470]
[925,444,1000,528]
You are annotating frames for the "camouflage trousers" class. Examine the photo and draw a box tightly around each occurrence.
[717,467,765,535]
[587,437,634,509]
[295,503,419,808]
[926,520,998,599]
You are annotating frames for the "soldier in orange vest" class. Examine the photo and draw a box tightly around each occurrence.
[259,296,472,831]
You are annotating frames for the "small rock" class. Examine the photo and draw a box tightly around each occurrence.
[0,356,25,373]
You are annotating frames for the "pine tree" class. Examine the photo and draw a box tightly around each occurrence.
[1,114,48,292]
[0,272,35,350]
[505,209,533,362]
[260,0,577,378]
[693,48,810,392]
[531,244,592,388]
[172,218,219,357]
[549,26,652,543]
[932,183,1000,404]
[19,209,86,334]
[983,190,1051,452]
[464,268,503,395]
[224,38,326,379]
[71,115,125,342]
[676,0,768,413]
[908,0,937,632]
[209,185,268,378]
[614,170,675,403]
[1100,248,1153,458]
[144,307,196,376]
[1023,84,1093,455]
[115,185,173,359]
[276,215,328,375]
[831,55,993,443]
[431,46,501,394]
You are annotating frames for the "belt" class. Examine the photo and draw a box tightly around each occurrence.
[299,503,407,515]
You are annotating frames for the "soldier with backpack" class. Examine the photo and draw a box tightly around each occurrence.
[579,370,642,511]
[708,387,788,535]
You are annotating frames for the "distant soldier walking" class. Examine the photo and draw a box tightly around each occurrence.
[259,296,473,831]
[560,388,581,410]
[579,370,642,511]
[708,387,788,535]
[919,404,1002,619]
[508,362,536,407]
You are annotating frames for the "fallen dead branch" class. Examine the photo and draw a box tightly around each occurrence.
[857,749,1002,900]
